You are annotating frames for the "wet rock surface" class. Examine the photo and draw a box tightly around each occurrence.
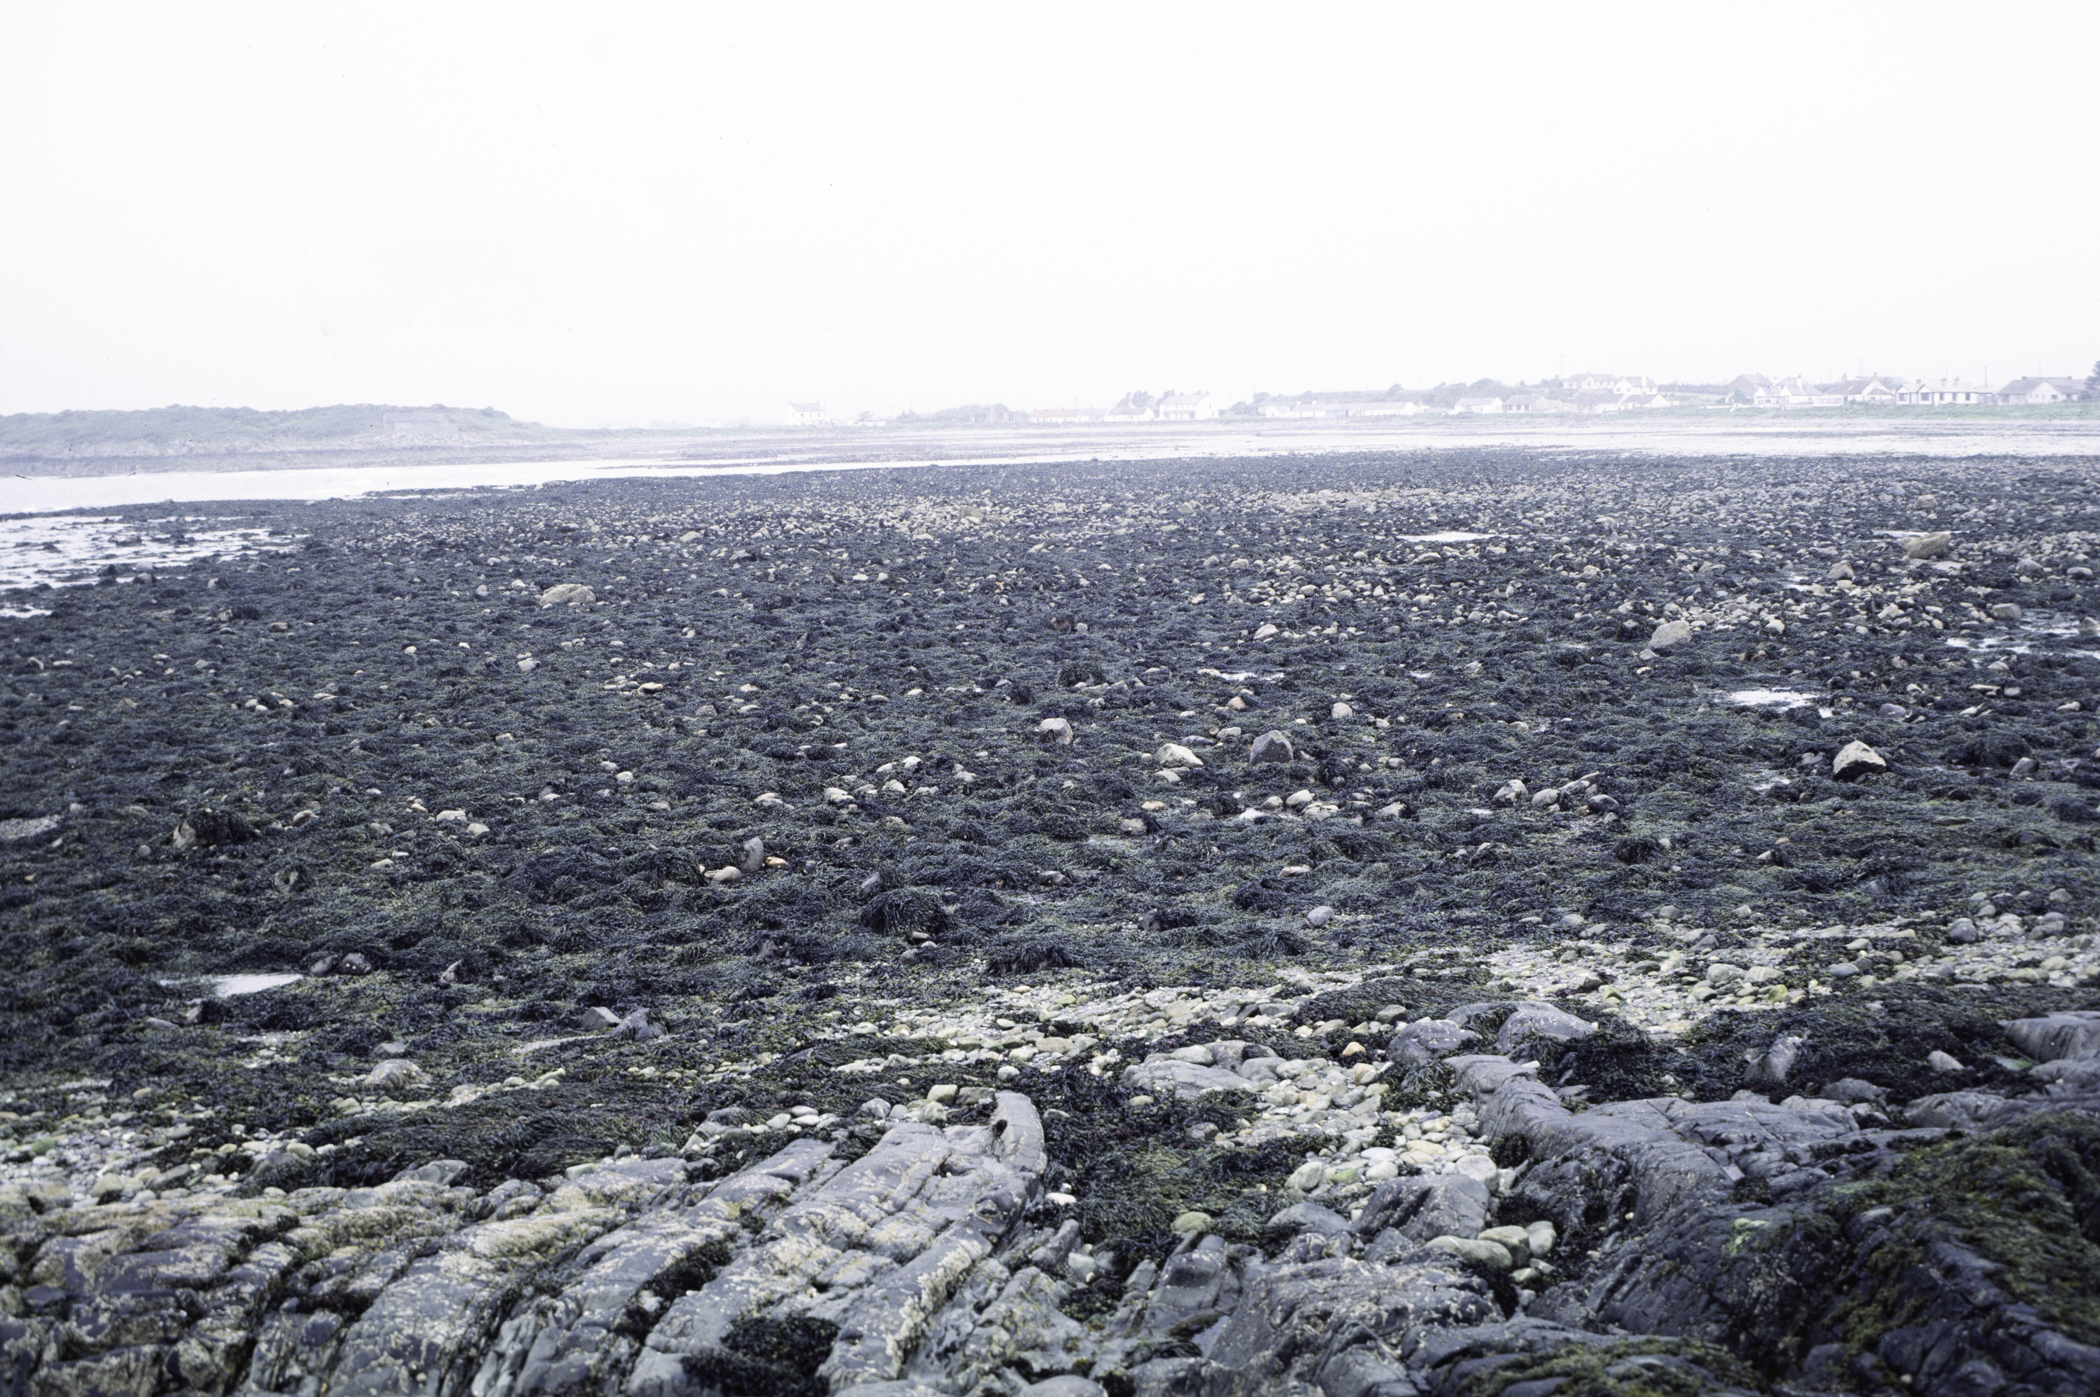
[3,449,2099,1394]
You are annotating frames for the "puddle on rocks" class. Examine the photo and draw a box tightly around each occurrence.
[1944,610,2099,659]
[157,973,305,998]
[1725,687,1821,709]
[0,514,301,596]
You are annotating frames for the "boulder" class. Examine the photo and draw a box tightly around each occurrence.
[364,1059,424,1092]
[1037,718,1074,747]
[1426,1235,1513,1270]
[1831,740,1886,781]
[1494,1004,1596,1054]
[1121,1057,1260,1100]
[1249,730,1295,764]
[1744,1032,1807,1088]
[1387,1018,1479,1066]
[1264,1201,1351,1238]
[1901,531,1952,559]
[1351,1173,1492,1243]
[538,583,596,607]
[2001,1011,2100,1064]
[1156,743,1203,769]
[1648,618,1693,653]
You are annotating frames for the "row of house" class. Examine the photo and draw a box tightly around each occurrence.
[1730,374,2085,408]
[1455,388,1671,415]
[1030,391,1223,423]
[793,370,2087,426]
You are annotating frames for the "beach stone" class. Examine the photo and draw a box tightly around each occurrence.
[1121,1057,1259,1100]
[1352,1173,1491,1242]
[1156,743,1202,769]
[1648,619,1693,653]
[613,1009,665,1041]
[538,583,596,607]
[1495,1004,1596,1053]
[364,1059,423,1091]
[1452,1155,1500,1187]
[1388,1018,1479,1066]
[1475,1225,1533,1267]
[1831,741,1887,781]
[1265,1202,1350,1238]
[1305,905,1333,927]
[1249,730,1295,763]
[1018,1378,1105,1397]
[1330,702,1353,720]
[1037,718,1074,746]
[2001,1011,2100,1063]
[1821,1078,1886,1104]
[1426,1235,1514,1270]
[1927,1050,1966,1074]
[1991,603,2023,623]
[1745,1033,1807,1088]
[738,836,765,873]
[1902,531,1952,559]
[1946,917,1979,943]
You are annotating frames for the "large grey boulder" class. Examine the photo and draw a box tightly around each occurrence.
[1249,730,1295,764]
[1121,1057,1261,1100]
[1386,1018,1478,1066]
[1495,1003,1597,1053]
[1648,618,1693,653]
[1195,1256,1499,1394]
[2002,1010,2100,1064]
[1350,1174,1491,1244]
[1832,740,1887,782]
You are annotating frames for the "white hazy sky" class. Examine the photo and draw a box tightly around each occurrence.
[3,3,2095,426]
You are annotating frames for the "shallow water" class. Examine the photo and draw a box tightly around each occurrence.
[157,973,305,998]
[0,512,296,594]
[1725,687,1820,708]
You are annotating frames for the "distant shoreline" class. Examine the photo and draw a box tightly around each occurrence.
[7,408,2100,482]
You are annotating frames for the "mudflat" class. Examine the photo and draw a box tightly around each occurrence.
[2,448,2097,1397]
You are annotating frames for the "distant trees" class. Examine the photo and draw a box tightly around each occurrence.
[2086,360,2100,399]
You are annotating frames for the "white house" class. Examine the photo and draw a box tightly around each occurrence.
[1899,379,1991,406]
[1030,407,1107,423]
[1995,377,2080,405]
[1564,373,1658,396]
[1751,377,1842,408]
[1503,394,1576,414]
[1451,397,1504,414]
[1261,399,1425,418]
[788,401,831,425]
[1829,377,1904,405]
[1155,391,1217,421]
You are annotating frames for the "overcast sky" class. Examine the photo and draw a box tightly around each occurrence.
[3,4,2094,425]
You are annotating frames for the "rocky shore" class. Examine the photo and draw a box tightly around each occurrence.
[2,448,2097,1396]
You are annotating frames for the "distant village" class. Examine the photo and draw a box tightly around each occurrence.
[783,367,2095,426]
